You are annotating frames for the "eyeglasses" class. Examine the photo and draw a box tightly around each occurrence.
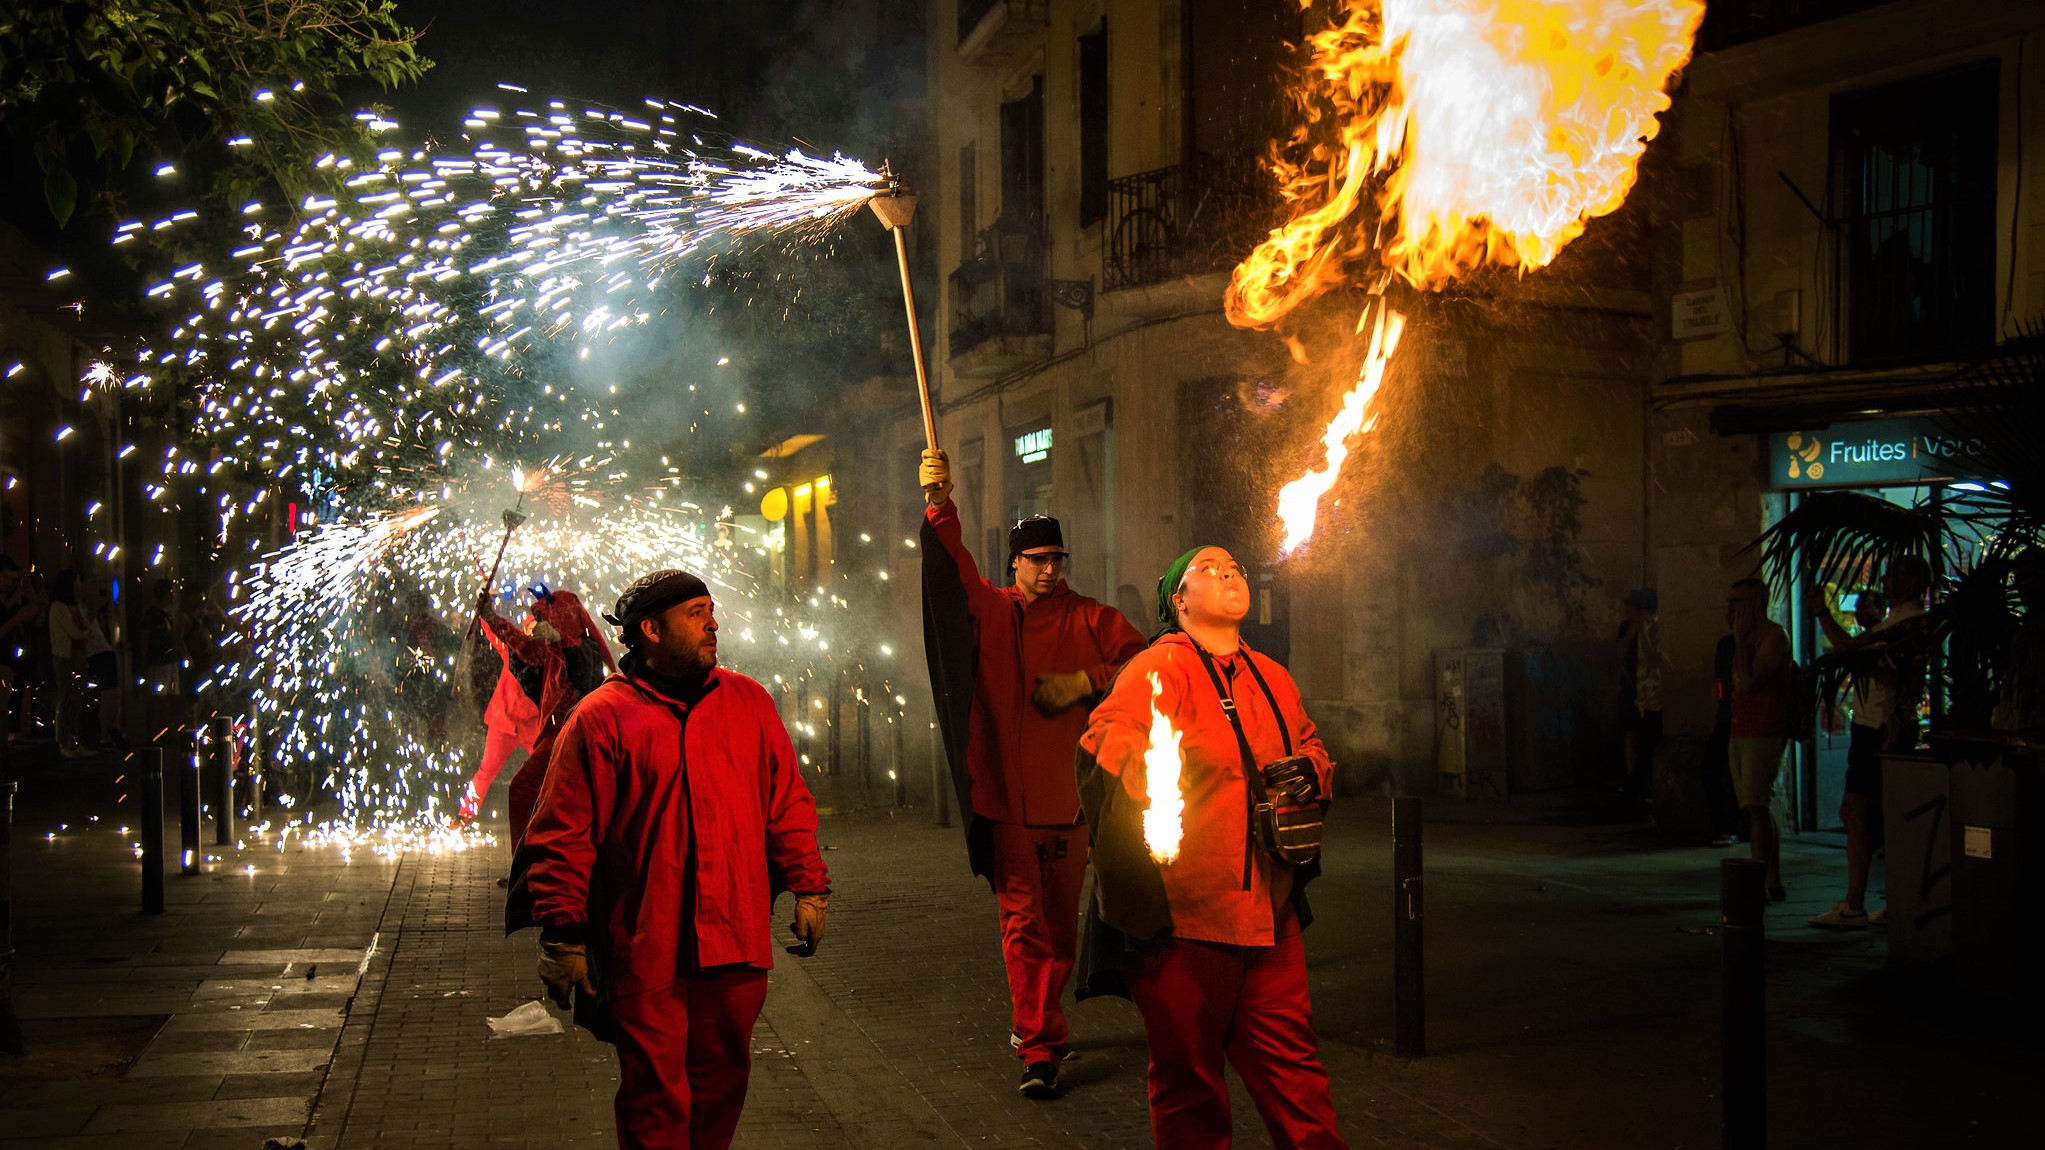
[1187,560,1249,582]
[1017,551,1070,568]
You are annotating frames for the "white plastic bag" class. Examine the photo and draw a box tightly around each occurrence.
[485,999,564,1038]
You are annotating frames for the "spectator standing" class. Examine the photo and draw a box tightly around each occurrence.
[517,569,829,1150]
[1616,588,1663,801]
[1728,577,1794,901]
[0,557,43,741]
[1808,557,1930,929]
[138,578,183,744]
[1704,607,1742,846]
[917,448,1148,1097]
[49,570,120,757]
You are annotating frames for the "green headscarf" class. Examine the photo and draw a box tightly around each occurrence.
[1155,545,1216,631]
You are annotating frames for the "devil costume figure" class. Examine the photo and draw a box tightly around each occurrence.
[916,448,1148,1097]
[1077,546,1347,1150]
[463,585,616,834]
[519,569,829,1150]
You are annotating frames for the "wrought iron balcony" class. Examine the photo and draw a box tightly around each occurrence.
[1103,157,1272,293]
[948,216,1051,374]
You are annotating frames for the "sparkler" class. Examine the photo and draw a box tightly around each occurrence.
[1141,672,1186,864]
[1229,0,1703,554]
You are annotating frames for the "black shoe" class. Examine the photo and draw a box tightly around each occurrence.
[1766,884,1788,903]
[1018,1060,1059,1099]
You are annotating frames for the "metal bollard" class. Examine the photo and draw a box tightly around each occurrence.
[1393,795,1425,1057]
[890,704,906,808]
[931,722,950,828]
[0,770,19,1055]
[180,732,202,875]
[209,715,233,846]
[1721,857,1767,1149]
[138,748,165,914]
[246,723,265,818]
[856,682,872,789]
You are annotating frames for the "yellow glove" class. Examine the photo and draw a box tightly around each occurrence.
[919,449,953,505]
[537,939,597,1009]
[788,892,829,956]
[1032,670,1093,715]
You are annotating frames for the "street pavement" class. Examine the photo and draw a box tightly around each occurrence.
[1,744,2036,1149]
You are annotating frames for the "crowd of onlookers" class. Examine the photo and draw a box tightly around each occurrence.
[0,557,230,760]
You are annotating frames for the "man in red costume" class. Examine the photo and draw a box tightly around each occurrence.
[1078,545,1347,1149]
[521,569,830,1150]
[917,448,1147,1098]
[464,585,617,835]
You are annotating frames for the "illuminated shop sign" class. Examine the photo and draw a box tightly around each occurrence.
[1768,419,1990,488]
[1014,428,1051,464]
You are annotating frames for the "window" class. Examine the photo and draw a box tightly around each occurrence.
[958,141,978,248]
[1832,61,1998,365]
[1078,23,1108,228]
[1000,75,1046,231]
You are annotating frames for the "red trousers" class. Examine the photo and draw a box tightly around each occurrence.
[608,967,770,1150]
[461,725,529,820]
[1128,917,1347,1150]
[990,821,1087,1063]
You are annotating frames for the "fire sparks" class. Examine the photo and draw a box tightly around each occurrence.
[1141,672,1186,865]
[1230,0,1702,553]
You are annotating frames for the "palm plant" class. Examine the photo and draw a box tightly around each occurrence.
[1751,331,2043,729]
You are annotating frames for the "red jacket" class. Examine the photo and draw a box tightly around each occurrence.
[479,590,617,728]
[523,668,829,997]
[1080,633,1333,947]
[926,499,1147,825]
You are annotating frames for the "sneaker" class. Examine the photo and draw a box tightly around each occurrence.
[1867,907,1888,928]
[1808,901,1869,930]
[1018,1061,1059,1099]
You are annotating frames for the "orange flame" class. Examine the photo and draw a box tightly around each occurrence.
[1141,671,1186,865]
[1229,0,1702,551]
[1277,306,1403,556]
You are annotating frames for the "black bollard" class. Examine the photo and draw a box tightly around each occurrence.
[0,772,19,1055]
[179,733,201,875]
[1721,857,1767,1148]
[1393,795,1424,1057]
[931,722,950,829]
[138,748,165,914]
[246,724,265,818]
[209,715,233,846]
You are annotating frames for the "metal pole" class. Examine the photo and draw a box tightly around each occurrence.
[1721,857,1767,1149]
[139,747,165,914]
[931,721,950,828]
[247,722,265,818]
[180,731,201,876]
[891,704,906,809]
[0,763,20,1054]
[1393,795,1425,1057]
[209,715,232,846]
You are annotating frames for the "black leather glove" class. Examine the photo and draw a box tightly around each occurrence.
[1260,755,1319,805]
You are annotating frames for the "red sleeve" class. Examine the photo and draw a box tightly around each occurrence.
[1080,646,1178,805]
[756,686,830,896]
[481,609,554,666]
[924,499,1010,618]
[523,702,614,928]
[1082,600,1149,693]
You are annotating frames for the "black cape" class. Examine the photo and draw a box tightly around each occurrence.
[920,513,995,882]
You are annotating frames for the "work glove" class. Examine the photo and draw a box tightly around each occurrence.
[1032,670,1093,715]
[537,939,597,1009]
[919,448,953,505]
[787,892,829,957]
[1260,755,1320,806]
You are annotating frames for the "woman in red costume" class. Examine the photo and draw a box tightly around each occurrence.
[459,585,616,834]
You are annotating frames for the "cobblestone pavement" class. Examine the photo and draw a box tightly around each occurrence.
[3,751,2035,1149]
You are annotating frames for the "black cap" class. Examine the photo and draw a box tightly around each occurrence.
[1008,515,1064,557]
[605,569,710,643]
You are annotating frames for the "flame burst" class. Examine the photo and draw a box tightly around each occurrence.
[1141,672,1186,865]
[1230,0,1703,552]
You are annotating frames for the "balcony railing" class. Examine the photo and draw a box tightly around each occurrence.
[1698,0,1896,52]
[948,216,1049,359]
[1103,157,1273,292]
